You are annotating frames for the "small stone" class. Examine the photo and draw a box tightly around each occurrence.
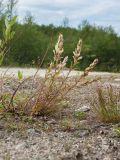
[0,125,4,129]
[75,106,90,112]
[15,142,26,150]
[103,155,111,160]
[27,128,35,134]
[61,154,75,160]
[100,130,104,134]
[47,119,57,124]
[80,120,87,126]
[114,78,120,82]
[76,152,83,160]
[74,130,89,138]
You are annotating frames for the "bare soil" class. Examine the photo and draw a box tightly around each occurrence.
[0,72,120,160]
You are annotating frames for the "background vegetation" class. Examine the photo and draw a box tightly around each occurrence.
[0,0,120,72]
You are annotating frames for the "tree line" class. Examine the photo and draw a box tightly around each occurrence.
[0,0,120,72]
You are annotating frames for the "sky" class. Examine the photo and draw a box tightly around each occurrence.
[17,0,120,34]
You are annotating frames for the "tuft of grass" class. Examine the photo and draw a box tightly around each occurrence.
[90,84,120,123]
[64,142,72,152]
[113,125,120,137]
[74,111,86,120]
[60,118,74,131]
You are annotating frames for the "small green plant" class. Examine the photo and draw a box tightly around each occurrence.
[113,125,120,137]
[64,142,72,152]
[0,16,16,65]
[0,92,26,113]
[74,111,86,120]
[60,118,73,131]
[17,70,23,81]
[90,84,120,123]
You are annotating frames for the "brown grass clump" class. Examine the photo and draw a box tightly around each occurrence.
[90,84,120,123]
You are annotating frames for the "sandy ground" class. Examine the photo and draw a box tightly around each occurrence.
[0,67,120,78]
[0,76,120,160]
[0,69,120,159]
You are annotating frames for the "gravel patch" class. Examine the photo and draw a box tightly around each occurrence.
[0,71,120,160]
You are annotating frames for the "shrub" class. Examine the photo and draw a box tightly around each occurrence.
[90,84,120,123]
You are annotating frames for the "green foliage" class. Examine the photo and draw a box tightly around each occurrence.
[0,16,119,71]
[17,70,23,80]
[74,111,86,120]
[4,16,16,41]
[113,125,120,137]
[0,0,120,71]
[60,118,73,131]
[0,16,16,65]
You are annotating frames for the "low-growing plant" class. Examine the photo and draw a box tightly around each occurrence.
[0,33,98,116]
[113,125,120,137]
[74,111,86,120]
[60,118,73,131]
[17,70,23,81]
[64,142,72,152]
[90,84,120,123]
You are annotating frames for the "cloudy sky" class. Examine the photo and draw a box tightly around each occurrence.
[17,0,120,34]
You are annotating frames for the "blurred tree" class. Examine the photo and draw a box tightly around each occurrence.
[62,17,69,27]
[0,0,120,72]
[24,11,34,25]
[0,0,4,16]
[6,0,18,20]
